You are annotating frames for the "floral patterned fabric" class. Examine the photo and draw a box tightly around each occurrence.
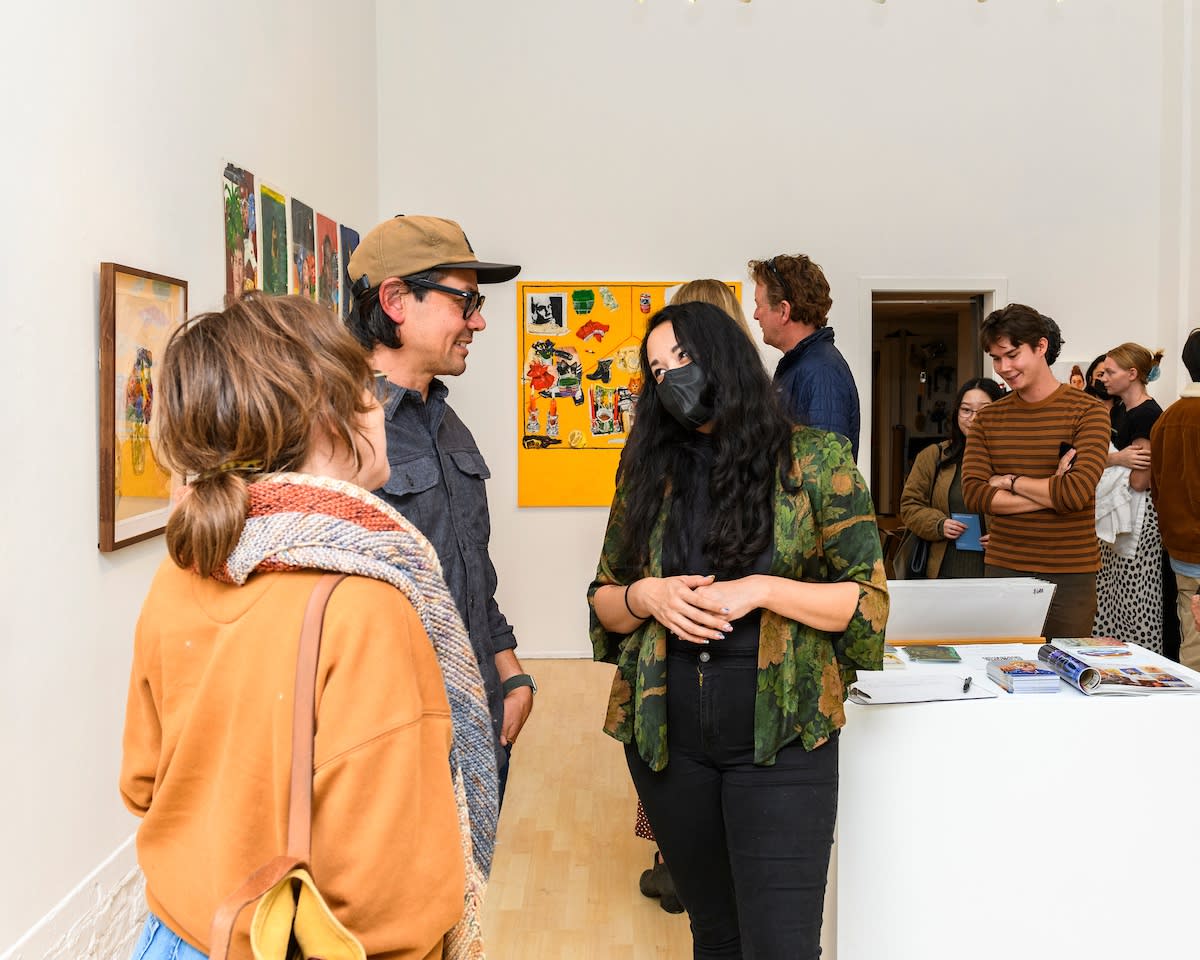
[588,427,888,772]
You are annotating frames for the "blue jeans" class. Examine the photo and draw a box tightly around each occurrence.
[627,650,838,960]
[131,913,207,960]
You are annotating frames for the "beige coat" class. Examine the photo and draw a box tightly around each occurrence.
[898,441,957,579]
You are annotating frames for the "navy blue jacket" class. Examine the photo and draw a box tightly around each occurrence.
[773,327,861,461]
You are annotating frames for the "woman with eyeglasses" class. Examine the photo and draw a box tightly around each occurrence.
[119,293,496,960]
[899,377,1006,579]
[588,301,887,959]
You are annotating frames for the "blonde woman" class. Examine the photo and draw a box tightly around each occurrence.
[1094,342,1165,650]
[120,294,496,960]
[672,278,752,336]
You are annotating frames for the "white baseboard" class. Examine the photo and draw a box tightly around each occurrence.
[2,835,144,960]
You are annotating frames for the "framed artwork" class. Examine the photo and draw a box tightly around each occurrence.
[290,198,316,300]
[516,281,739,506]
[222,163,258,302]
[98,263,188,551]
[259,185,288,294]
[315,212,338,312]
[339,224,360,321]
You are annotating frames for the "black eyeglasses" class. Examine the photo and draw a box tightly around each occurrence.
[404,277,485,320]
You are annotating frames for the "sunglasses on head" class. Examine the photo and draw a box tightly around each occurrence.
[765,257,791,305]
[404,277,485,320]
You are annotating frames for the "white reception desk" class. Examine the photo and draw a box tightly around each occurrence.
[836,642,1200,960]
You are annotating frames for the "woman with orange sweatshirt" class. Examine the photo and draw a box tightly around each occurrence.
[120,293,497,960]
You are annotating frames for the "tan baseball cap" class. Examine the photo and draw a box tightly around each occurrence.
[346,214,521,291]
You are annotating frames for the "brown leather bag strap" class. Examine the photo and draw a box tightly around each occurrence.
[287,573,348,861]
[209,855,304,960]
[207,572,347,960]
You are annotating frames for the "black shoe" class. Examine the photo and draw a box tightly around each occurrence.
[660,892,685,914]
[639,855,666,898]
[639,854,685,913]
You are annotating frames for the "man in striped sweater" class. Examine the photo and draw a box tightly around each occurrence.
[963,304,1110,639]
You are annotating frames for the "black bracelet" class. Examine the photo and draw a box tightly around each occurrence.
[624,583,649,621]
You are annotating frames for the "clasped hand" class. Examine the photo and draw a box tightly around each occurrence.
[637,574,763,645]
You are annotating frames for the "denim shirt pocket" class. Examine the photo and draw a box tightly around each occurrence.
[381,454,440,527]
[447,449,492,544]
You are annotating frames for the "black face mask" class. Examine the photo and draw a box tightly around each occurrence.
[657,362,714,430]
[1085,379,1110,401]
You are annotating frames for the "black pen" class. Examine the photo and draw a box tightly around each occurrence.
[961,676,972,693]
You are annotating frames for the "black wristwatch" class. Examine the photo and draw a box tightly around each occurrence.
[502,673,537,697]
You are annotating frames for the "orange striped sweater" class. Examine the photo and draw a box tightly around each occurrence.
[962,384,1110,573]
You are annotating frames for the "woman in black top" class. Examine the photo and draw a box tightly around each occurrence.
[1093,342,1165,650]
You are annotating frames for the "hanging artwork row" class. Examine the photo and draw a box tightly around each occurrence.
[222,162,360,319]
[517,281,740,507]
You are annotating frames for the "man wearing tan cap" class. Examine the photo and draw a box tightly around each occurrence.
[346,215,532,801]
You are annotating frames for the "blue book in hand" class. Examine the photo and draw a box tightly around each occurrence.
[951,513,983,552]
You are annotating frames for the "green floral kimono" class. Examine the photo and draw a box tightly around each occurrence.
[588,427,888,771]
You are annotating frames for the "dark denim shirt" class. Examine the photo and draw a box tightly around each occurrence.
[372,378,515,763]
[773,326,861,462]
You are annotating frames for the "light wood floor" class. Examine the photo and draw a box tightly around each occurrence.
[483,659,693,959]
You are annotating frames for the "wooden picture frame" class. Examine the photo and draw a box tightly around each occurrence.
[98,263,188,552]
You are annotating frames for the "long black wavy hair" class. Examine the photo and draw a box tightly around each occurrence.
[940,377,1005,467]
[616,302,797,579]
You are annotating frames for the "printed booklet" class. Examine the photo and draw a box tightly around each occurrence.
[903,645,962,664]
[1050,637,1133,659]
[1037,644,1200,695]
[984,656,1060,694]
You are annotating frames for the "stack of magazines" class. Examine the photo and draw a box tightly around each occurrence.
[985,656,1060,694]
[1038,640,1200,695]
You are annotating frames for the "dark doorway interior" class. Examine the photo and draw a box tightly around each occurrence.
[870,292,985,519]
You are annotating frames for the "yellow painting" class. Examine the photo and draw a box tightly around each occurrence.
[518,282,672,507]
[100,264,187,550]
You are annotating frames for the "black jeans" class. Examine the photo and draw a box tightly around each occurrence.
[626,650,838,960]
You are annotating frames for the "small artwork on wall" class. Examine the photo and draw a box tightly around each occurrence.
[1051,359,1091,391]
[290,198,316,301]
[316,213,339,313]
[339,224,360,321]
[222,163,258,302]
[98,263,188,551]
[259,185,288,294]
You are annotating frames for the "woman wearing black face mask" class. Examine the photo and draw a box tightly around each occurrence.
[587,302,888,960]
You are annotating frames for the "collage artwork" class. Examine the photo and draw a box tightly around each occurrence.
[517,282,722,507]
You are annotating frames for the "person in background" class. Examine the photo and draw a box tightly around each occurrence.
[673,278,752,337]
[1093,342,1165,651]
[589,301,886,958]
[962,304,1110,640]
[1069,364,1086,389]
[120,294,496,960]
[748,254,862,460]
[1085,353,1127,445]
[1150,327,1200,671]
[345,215,533,802]
[899,378,1005,579]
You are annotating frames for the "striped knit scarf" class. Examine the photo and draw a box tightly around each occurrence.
[218,472,497,959]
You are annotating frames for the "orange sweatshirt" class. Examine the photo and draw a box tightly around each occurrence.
[120,561,464,960]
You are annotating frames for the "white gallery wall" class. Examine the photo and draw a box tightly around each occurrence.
[3,0,1200,955]
[376,0,1197,661]
[0,1,379,953]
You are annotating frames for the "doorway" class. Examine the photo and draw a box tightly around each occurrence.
[869,291,986,518]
